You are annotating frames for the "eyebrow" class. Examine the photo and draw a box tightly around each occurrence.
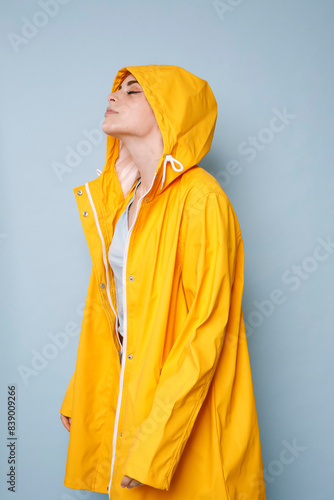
[118,79,141,90]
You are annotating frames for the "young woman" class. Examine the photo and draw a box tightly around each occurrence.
[60,65,266,499]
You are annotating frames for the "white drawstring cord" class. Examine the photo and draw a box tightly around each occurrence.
[96,156,184,187]
[161,154,184,190]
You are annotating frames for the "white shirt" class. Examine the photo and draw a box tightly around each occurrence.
[108,178,142,344]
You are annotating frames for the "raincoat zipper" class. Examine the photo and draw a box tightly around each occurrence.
[108,171,158,495]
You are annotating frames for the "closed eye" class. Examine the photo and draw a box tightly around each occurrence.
[126,91,143,95]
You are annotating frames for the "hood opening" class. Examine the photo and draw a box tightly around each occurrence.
[100,64,217,199]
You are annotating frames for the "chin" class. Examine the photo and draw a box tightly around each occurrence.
[101,122,113,135]
[101,125,120,140]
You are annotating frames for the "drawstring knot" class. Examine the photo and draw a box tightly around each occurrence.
[161,154,184,190]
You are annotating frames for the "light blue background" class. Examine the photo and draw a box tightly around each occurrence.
[1,0,333,499]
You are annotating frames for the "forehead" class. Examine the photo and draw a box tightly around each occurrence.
[122,72,140,84]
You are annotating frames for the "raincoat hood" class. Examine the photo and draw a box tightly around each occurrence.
[100,64,217,201]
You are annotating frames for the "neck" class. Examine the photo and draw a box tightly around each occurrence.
[118,128,164,196]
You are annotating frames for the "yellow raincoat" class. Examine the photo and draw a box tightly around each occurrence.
[60,65,266,499]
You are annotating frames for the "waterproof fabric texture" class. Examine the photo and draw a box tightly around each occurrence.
[60,65,266,500]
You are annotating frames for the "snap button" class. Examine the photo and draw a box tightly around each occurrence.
[82,211,88,217]
[77,190,83,195]
[144,197,148,202]
[127,354,133,360]
[100,283,105,289]
[120,432,122,437]
[129,276,134,281]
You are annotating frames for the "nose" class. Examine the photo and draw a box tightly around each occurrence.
[108,89,119,103]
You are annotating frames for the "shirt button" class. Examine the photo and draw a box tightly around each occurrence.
[77,190,83,195]
[129,276,134,281]
[100,283,105,289]
[82,211,88,217]
[120,432,123,437]
[128,354,133,360]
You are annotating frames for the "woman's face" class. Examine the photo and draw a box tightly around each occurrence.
[102,72,159,140]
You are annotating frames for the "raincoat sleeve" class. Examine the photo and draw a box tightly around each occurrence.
[60,370,76,417]
[122,191,241,490]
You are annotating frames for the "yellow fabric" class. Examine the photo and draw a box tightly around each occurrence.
[60,64,266,499]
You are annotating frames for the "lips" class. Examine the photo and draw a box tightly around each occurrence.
[105,107,118,115]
